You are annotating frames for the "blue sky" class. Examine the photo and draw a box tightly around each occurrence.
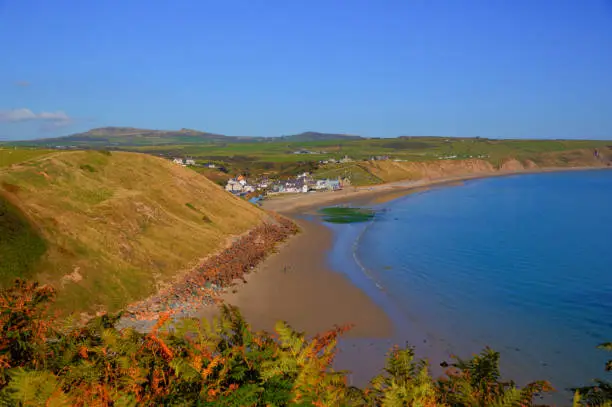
[1,0,611,140]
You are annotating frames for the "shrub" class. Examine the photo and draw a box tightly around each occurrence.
[79,164,96,172]
[3,279,608,406]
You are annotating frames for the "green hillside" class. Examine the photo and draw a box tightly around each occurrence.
[0,149,265,315]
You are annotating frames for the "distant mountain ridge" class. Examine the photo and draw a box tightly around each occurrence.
[20,127,233,147]
[278,131,363,142]
[5,127,365,147]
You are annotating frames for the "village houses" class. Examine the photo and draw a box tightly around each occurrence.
[225,175,256,195]
[172,157,196,166]
[225,171,345,196]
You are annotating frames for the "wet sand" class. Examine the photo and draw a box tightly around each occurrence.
[198,217,393,338]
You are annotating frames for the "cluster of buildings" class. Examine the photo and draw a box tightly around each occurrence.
[269,173,343,194]
[225,172,344,196]
[172,158,227,171]
[293,149,318,155]
[316,155,390,164]
[225,175,258,194]
[369,155,389,161]
[172,157,196,166]
[436,154,490,160]
[318,155,354,165]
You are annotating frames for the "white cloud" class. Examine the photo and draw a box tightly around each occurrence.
[0,108,36,121]
[38,111,70,121]
[0,108,72,128]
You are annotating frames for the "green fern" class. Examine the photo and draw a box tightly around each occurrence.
[1,368,69,406]
[0,279,607,406]
[573,343,612,406]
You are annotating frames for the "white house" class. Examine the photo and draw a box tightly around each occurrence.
[315,179,342,191]
[172,158,184,165]
[185,159,196,166]
[315,180,328,190]
[225,179,242,193]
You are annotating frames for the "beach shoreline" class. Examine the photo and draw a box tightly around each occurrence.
[225,165,612,389]
[196,166,612,337]
[262,165,611,214]
[123,165,610,391]
[197,216,393,339]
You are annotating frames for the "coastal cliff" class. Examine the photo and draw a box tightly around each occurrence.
[362,148,610,183]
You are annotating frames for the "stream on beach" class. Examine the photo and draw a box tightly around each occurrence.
[322,169,612,402]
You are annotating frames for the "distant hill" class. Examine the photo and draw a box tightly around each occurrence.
[0,150,264,314]
[9,127,240,148]
[278,131,363,142]
[5,128,365,148]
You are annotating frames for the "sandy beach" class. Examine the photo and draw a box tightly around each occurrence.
[262,165,610,213]
[198,216,393,338]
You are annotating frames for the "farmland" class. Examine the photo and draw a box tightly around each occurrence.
[122,137,612,185]
[3,129,611,185]
[123,136,611,165]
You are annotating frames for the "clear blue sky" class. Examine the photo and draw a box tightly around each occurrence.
[1,0,611,140]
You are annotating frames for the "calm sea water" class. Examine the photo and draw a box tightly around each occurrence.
[349,170,612,396]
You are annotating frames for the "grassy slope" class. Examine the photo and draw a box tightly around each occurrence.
[0,147,55,168]
[0,150,264,314]
[313,163,383,185]
[0,196,47,281]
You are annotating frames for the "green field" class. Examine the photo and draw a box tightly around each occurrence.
[4,132,611,186]
[121,137,610,185]
[122,137,609,168]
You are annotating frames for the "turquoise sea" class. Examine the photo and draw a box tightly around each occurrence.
[328,169,612,400]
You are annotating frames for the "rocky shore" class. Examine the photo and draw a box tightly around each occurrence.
[119,213,298,328]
